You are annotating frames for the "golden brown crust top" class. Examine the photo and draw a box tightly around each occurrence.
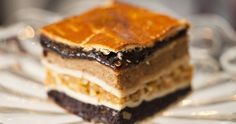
[41,1,188,52]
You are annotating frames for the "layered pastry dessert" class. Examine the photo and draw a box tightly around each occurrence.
[40,1,192,124]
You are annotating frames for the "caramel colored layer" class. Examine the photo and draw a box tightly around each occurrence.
[41,1,188,52]
[45,64,192,109]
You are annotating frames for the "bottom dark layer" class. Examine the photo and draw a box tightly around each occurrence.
[48,86,191,124]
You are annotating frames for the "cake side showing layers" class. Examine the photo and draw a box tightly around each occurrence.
[43,35,189,97]
[40,1,189,53]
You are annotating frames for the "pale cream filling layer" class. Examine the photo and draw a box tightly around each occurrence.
[43,55,189,98]
[47,81,190,111]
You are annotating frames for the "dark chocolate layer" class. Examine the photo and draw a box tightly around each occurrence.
[40,29,187,70]
[48,86,191,124]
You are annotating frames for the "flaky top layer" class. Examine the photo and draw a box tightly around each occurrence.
[41,1,188,52]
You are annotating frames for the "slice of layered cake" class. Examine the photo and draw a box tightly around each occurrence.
[40,1,192,124]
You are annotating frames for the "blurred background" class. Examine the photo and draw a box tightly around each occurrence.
[0,0,236,123]
[0,0,236,29]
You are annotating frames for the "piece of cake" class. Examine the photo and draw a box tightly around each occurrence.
[40,1,192,124]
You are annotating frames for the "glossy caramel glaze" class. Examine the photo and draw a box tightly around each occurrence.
[41,1,189,52]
